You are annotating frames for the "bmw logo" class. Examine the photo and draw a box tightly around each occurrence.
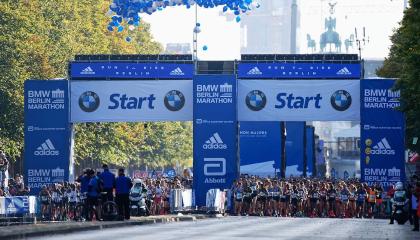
[331,90,352,111]
[79,91,100,112]
[246,90,267,111]
[164,90,185,111]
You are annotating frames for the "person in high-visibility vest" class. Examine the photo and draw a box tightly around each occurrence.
[367,186,377,218]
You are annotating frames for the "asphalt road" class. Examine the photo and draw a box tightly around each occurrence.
[30,217,419,240]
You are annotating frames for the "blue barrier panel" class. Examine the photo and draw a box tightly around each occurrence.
[238,63,361,79]
[193,75,238,207]
[240,122,281,177]
[70,62,194,79]
[306,126,315,177]
[285,122,305,177]
[360,79,405,188]
[24,80,71,194]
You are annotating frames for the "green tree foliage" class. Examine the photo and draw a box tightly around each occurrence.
[0,0,193,170]
[376,0,420,153]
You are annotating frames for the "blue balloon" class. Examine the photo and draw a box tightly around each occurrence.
[108,0,259,33]
[126,37,132,42]
[202,45,208,51]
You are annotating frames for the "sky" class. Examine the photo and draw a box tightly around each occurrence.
[142,0,405,60]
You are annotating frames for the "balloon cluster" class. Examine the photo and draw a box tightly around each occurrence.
[107,0,261,42]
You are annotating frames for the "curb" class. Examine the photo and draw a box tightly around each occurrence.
[0,215,220,239]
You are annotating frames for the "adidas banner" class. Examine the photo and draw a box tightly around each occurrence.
[360,79,405,188]
[238,80,360,121]
[239,122,281,177]
[70,80,193,122]
[24,80,71,194]
[70,62,194,79]
[238,63,361,79]
[193,75,238,207]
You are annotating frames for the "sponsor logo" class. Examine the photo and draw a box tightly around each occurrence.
[247,67,263,75]
[336,67,352,75]
[27,126,66,132]
[204,158,226,176]
[370,138,395,155]
[246,90,267,111]
[194,119,234,125]
[169,67,185,76]
[79,91,100,112]
[196,83,233,104]
[80,67,95,75]
[330,90,352,111]
[203,133,227,150]
[164,90,185,111]
[363,88,401,109]
[27,89,65,110]
[28,167,65,188]
[363,167,402,183]
[34,139,59,156]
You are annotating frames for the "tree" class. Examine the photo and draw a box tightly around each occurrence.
[0,1,193,172]
[377,0,420,153]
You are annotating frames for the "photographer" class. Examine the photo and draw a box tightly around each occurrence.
[0,150,9,190]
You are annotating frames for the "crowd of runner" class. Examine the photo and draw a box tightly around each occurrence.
[230,176,398,218]
[37,166,193,221]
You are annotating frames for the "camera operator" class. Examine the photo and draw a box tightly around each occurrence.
[0,150,9,191]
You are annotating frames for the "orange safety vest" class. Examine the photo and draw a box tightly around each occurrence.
[368,189,376,203]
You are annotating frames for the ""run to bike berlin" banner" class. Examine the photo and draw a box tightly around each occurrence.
[360,79,405,188]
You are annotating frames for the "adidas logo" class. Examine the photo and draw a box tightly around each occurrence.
[371,138,395,155]
[203,132,227,150]
[34,139,60,156]
[80,67,95,75]
[170,67,185,76]
[7,201,16,213]
[336,67,352,75]
[247,67,263,75]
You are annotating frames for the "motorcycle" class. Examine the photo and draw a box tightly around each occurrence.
[129,179,149,216]
[392,199,409,225]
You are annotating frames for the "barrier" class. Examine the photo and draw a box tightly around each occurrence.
[0,196,37,226]
[170,189,194,213]
[206,189,226,213]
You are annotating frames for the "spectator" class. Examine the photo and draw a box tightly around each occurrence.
[0,150,9,190]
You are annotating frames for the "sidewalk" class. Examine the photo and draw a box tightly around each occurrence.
[0,214,216,239]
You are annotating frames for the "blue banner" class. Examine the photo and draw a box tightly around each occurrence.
[306,126,315,177]
[360,79,405,188]
[316,140,325,165]
[4,197,30,215]
[285,122,305,177]
[24,80,71,194]
[70,62,194,79]
[238,63,361,79]
[239,122,281,177]
[193,75,238,206]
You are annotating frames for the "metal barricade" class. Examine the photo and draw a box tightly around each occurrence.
[206,189,226,213]
[170,189,194,213]
[170,189,184,213]
[0,196,37,226]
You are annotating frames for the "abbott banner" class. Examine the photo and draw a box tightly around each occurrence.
[70,80,192,122]
[238,80,360,121]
